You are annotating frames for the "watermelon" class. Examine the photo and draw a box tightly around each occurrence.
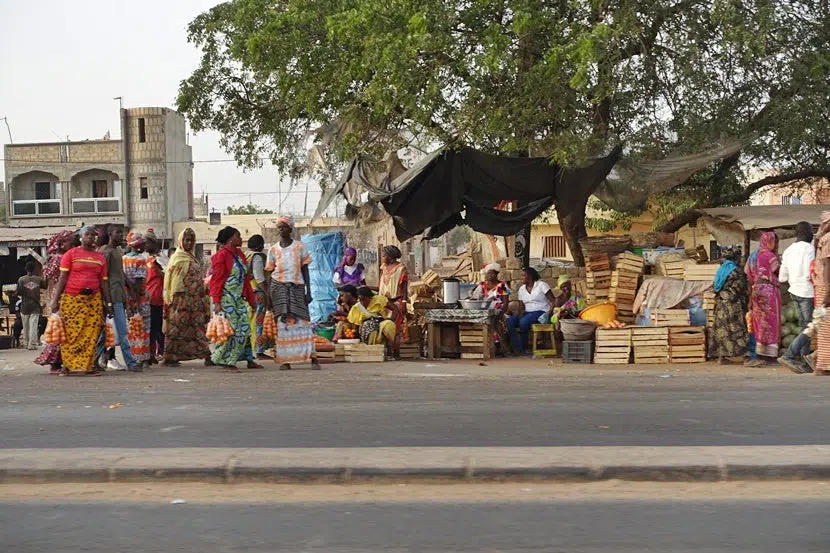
[783,303,799,323]
[781,334,795,349]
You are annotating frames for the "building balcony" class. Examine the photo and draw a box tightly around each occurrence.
[11,199,62,217]
[71,197,121,215]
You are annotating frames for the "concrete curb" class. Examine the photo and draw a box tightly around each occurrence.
[1,446,829,484]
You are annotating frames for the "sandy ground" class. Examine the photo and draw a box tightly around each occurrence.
[2,481,829,503]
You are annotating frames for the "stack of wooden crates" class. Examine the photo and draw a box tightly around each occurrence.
[585,253,611,304]
[669,327,707,363]
[344,343,385,363]
[703,291,715,329]
[609,252,643,324]
[594,327,631,364]
[458,323,491,360]
[631,326,669,364]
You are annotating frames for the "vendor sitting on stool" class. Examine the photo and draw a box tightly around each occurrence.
[551,275,586,323]
[347,286,398,347]
[331,284,358,340]
[506,268,555,354]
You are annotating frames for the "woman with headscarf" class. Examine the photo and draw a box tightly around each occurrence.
[812,212,830,376]
[347,286,398,348]
[551,275,586,319]
[50,226,112,376]
[708,247,750,363]
[247,234,272,359]
[745,231,782,364]
[210,226,262,371]
[122,232,152,366]
[34,229,80,373]
[379,245,408,355]
[265,215,320,370]
[162,228,212,367]
[470,263,511,352]
[332,247,365,287]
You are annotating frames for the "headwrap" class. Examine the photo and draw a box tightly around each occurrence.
[714,260,737,293]
[557,274,570,287]
[483,263,501,274]
[127,232,146,249]
[277,214,295,228]
[746,231,777,282]
[145,228,157,242]
[383,245,402,260]
[47,230,76,255]
[337,247,358,270]
[163,228,198,303]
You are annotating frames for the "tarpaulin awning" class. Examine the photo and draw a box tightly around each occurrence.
[701,205,830,230]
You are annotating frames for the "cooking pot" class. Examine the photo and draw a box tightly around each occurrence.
[442,278,460,305]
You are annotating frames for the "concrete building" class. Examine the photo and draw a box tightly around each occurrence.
[3,106,193,240]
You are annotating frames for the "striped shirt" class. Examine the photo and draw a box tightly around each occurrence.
[60,246,108,294]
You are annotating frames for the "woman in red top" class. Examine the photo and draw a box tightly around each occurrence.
[51,226,112,376]
[209,226,261,371]
[145,231,165,363]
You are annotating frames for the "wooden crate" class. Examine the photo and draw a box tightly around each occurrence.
[703,291,715,311]
[586,253,610,272]
[594,327,631,364]
[669,326,706,363]
[660,259,690,278]
[651,309,691,327]
[684,263,720,282]
[631,327,669,363]
[344,343,385,363]
[615,252,645,273]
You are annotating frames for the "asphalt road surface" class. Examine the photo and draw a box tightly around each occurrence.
[2,497,828,552]
[2,359,829,448]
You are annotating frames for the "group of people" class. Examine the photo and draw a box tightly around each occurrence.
[708,217,830,376]
[30,214,328,376]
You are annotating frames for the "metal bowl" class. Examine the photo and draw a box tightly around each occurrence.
[459,299,493,310]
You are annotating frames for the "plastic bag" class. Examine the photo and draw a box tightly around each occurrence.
[44,313,66,344]
[263,311,277,339]
[207,313,234,344]
[105,316,118,347]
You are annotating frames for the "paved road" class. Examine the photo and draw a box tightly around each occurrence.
[2,358,829,448]
[3,499,828,551]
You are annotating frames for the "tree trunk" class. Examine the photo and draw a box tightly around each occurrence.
[557,200,588,267]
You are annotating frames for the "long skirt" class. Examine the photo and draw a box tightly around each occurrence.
[127,298,151,362]
[212,296,253,366]
[708,297,750,358]
[275,316,315,365]
[815,285,830,371]
[749,282,780,357]
[60,292,103,373]
[360,317,396,345]
[164,293,211,362]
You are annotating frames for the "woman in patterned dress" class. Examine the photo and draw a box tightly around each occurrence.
[35,229,79,374]
[209,226,262,371]
[122,233,152,366]
[378,245,408,356]
[265,215,319,370]
[744,231,782,364]
[708,247,749,362]
[162,228,212,367]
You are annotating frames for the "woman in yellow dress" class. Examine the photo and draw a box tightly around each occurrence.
[378,245,408,354]
[347,286,398,346]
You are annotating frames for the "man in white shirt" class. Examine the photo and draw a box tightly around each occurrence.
[779,221,815,372]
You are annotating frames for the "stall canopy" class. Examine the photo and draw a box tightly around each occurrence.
[0,226,76,249]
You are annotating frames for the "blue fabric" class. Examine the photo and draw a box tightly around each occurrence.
[506,310,545,353]
[713,260,737,292]
[300,232,344,323]
[95,301,139,369]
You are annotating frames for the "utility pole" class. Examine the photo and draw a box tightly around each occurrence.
[0,117,12,143]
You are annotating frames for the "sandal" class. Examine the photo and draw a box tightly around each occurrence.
[162,361,181,367]
[279,363,291,371]
[204,358,216,367]
[221,365,241,372]
[247,361,264,369]
[311,360,322,370]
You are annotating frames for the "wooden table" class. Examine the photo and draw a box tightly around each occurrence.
[425,309,498,360]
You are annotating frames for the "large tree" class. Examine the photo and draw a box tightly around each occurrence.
[178,0,830,264]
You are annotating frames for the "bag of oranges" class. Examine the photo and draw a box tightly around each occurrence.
[206,314,234,344]
[263,311,277,339]
[44,314,66,344]
[105,317,118,347]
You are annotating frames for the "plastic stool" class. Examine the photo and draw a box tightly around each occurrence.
[531,324,557,358]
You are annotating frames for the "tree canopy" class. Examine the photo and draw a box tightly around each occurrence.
[178,0,830,261]
[226,203,275,215]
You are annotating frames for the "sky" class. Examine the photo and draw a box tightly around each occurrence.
[0,0,326,215]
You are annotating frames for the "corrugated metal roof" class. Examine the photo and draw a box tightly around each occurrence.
[0,226,76,247]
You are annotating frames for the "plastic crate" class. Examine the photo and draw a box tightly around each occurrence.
[562,340,594,363]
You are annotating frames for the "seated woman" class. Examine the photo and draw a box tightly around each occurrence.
[551,275,586,323]
[332,247,366,287]
[347,286,398,346]
[470,262,511,352]
[331,284,358,340]
[506,268,555,354]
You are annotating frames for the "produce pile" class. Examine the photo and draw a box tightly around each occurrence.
[105,319,116,348]
[128,314,150,357]
[340,323,358,340]
[207,314,235,344]
[313,334,335,352]
[781,303,802,349]
[601,320,627,329]
[263,311,277,339]
[44,314,66,344]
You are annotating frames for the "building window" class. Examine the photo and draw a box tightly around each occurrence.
[542,235,568,258]
[35,182,53,200]
[138,118,146,143]
[139,177,148,199]
[781,195,802,205]
[92,180,108,198]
